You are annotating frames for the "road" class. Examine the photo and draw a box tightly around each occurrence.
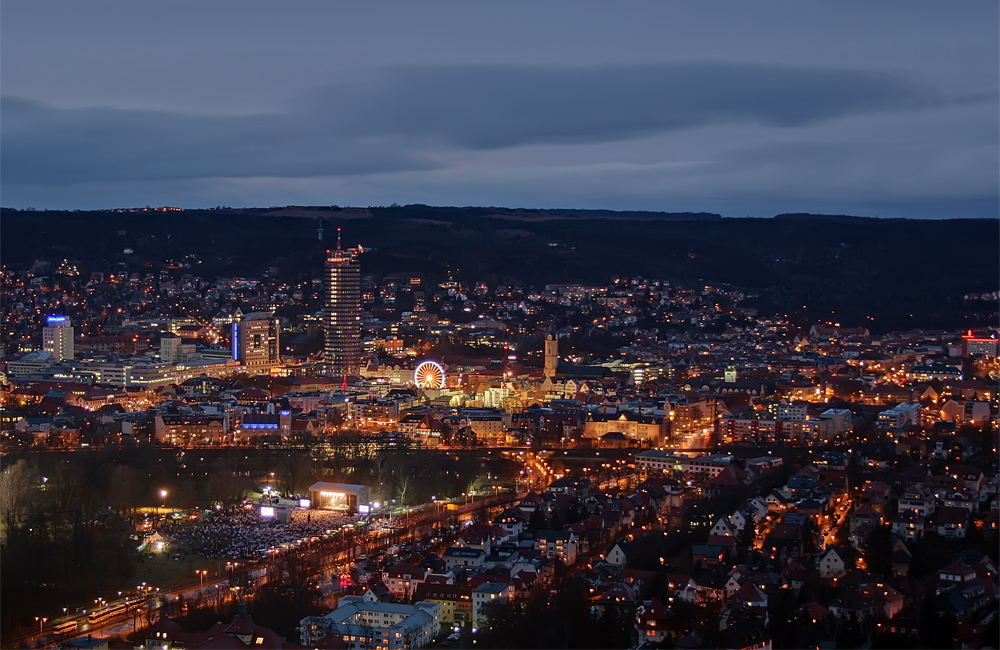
[6,491,521,649]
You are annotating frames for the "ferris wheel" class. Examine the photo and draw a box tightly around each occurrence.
[414,360,446,389]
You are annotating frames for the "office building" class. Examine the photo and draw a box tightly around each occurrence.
[232,311,280,370]
[43,315,74,361]
[324,229,362,376]
[160,333,182,363]
[962,330,999,357]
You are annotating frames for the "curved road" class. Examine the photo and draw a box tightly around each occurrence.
[8,492,519,649]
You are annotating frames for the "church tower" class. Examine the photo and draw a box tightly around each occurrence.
[544,334,559,379]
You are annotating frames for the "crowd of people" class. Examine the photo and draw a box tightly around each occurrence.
[164,507,365,559]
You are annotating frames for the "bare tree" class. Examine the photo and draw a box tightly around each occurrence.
[277,451,309,495]
[53,462,84,514]
[372,455,388,494]
[466,475,485,496]
[396,475,412,507]
[0,459,37,535]
[109,465,140,515]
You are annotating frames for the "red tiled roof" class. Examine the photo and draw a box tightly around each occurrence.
[386,562,427,578]
[598,581,639,605]
[636,598,672,628]
[223,614,255,637]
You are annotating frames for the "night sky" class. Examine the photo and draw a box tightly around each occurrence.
[2,2,997,218]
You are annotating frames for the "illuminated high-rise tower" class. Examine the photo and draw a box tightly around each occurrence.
[324,228,362,376]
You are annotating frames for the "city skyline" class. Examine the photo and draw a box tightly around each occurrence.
[1,3,998,648]
[1,245,997,648]
[1,2,998,218]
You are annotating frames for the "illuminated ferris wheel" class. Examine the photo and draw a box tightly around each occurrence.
[414,360,446,389]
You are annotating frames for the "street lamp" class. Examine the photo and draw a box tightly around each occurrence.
[159,489,168,508]
[35,616,47,641]
[196,569,208,591]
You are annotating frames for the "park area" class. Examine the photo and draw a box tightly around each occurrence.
[0,443,521,641]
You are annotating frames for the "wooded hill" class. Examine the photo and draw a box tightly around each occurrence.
[2,205,996,332]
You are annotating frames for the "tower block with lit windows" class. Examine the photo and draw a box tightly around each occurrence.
[324,228,362,377]
[43,315,74,361]
[232,310,280,371]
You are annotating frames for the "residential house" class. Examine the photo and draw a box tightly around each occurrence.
[860,582,905,619]
[719,620,772,650]
[897,485,936,518]
[383,563,431,601]
[493,508,526,543]
[891,510,926,543]
[634,598,675,645]
[471,582,513,630]
[694,570,728,604]
[710,517,738,538]
[593,580,641,615]
[605,539,635,568]
[533,529,579,565]
[848,506,883,532]
[936,506,969,538]
[828,591,877,622]
[818,547,847,579]
[662,573,699,605]
[443,546,486,572]
[692,544,726,570]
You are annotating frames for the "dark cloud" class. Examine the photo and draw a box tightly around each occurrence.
[325,62,948,148]
[2,62,955,189]
[0,96,438,186]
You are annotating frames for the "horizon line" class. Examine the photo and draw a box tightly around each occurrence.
[2,204,997,221]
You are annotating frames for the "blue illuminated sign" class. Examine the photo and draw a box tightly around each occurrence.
[46,316,68,325]
[279,410,291,417]
[231,321,239,361]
